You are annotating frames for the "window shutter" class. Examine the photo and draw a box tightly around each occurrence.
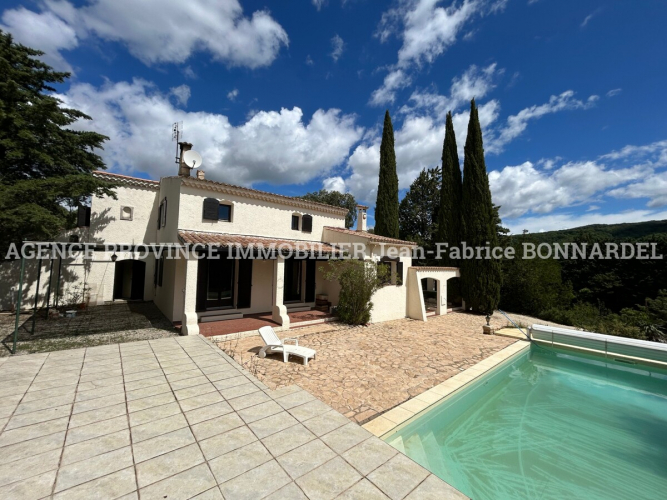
[158,255,164,287]
[396,261,404,286]
[162,198,167,227]
[77,206,90,227]
[157,203,162,229]
[203,198,219,220]
[302,214,313,233]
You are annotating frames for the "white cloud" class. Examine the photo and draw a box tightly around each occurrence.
[487,90,598,153]
[608,171,667,208]
[58,79,363,187]
[401,63,501,119]
[504,209,667,235]
[170,85,191,107]
[1,0,288,69]
[323,176,347,192]
[227,89,239,101]
[371,0,503,105]
[305,55,314,66]
[1,7,78,71]
[606,88,622,98]
[581,8,602,28]
[370,69,412,106]
[489,160,648,219]
[600,139,667,164]
[330,34,344,62]
[312,0,327,10]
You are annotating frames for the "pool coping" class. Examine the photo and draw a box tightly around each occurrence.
[362,340,531,438]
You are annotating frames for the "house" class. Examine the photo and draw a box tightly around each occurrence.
[1,143,461,335]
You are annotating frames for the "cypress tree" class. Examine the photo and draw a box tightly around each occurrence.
[460,99,501,313]
[374,110,400,238]
[436,111,462,266]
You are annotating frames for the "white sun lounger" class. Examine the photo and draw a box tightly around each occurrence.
[257,326,316,365]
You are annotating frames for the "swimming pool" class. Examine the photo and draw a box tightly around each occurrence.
[384,344,667,500]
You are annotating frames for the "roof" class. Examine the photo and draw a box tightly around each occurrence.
[409,266,460,271]
[324,226,418,246]
[93,171,160,190]
[178,177,349,216]
[93,171,348,217]
[178,230,341,254]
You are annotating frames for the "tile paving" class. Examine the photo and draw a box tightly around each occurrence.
[220,311,517,423]
[0,335,465,499]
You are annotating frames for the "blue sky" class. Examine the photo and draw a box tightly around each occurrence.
[2,0,667,233]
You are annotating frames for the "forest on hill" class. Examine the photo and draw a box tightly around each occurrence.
[397,164,667,341]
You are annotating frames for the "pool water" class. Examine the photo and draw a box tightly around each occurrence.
[385,344,667,500]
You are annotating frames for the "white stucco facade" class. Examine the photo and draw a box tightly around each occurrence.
[1,170,458,332]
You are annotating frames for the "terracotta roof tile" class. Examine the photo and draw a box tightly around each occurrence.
[324,226,418,246]
[93,171,159,188]
[178,230,340,254]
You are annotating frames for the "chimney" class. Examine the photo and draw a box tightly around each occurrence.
[178,142,193,177]
[356,205,368,232]
[196,170,205,180]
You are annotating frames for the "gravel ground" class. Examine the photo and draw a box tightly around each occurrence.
[0,302,179,356]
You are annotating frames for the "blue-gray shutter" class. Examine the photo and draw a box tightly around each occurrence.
[203,198,219,220]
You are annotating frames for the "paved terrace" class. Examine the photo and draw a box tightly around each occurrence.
[0,335,465,499]
[220,312,517,423]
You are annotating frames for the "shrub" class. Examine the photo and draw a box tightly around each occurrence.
[322,260,391,325]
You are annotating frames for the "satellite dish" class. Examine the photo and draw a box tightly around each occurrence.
[182,150,203,169]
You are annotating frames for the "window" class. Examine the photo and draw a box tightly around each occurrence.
[157,198,167,229]
[291,215,300,230]
[202,198,232,222]
[378,257,402,286]
[120,206,133,221]
[301,214,313,233]
[218,204,232,222]
[77,206,91,227]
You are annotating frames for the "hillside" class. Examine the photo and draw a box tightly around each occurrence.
[524,219,667,243]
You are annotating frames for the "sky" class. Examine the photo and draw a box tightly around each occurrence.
[2,0,667,234]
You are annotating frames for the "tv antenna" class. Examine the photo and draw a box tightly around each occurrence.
[172,122,183,164]
[182,149,203,169]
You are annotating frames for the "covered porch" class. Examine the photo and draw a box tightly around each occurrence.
[177,230,340,336]
[196,309,335,338]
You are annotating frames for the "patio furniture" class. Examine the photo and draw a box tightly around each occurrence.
[257,326,316,365]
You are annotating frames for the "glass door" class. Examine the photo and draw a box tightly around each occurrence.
[283,258,302,302]
[206,258,235,309]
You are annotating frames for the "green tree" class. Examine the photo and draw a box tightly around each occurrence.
[500,235,573,317]
[302,189,357,228]
[436,111,462,266]
[460,99,501,313]
[374,110,399,238]
[398,166,441,254]
[322,259,391,325]
[0,31,115,256]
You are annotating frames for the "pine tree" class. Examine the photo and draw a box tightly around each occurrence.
[436,111,462,266]
[0,31,115,256]
[460,99,501,313]
[398,166,441,253]
[374,110,399,238]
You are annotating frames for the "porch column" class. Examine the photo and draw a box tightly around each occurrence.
[438,277,448,315]
[272,257,290,328]
[182,255,199,335]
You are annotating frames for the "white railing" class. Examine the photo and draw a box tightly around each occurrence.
[530,324,667,364]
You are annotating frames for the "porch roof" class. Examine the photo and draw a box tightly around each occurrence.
[324,226,418,246]
[178,229,341,254]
